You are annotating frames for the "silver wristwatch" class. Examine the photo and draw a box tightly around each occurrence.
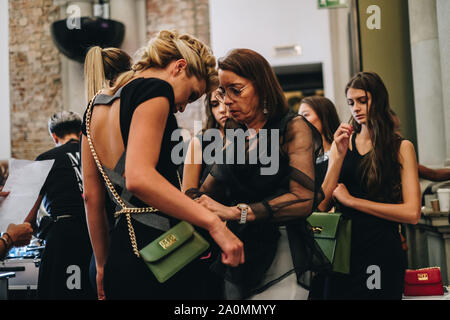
[237,203,249,224]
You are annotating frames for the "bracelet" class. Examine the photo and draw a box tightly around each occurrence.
[2,233,12,246]
[0,236,10,250]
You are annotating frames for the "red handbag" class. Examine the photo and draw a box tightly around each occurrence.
[404,267,444,296]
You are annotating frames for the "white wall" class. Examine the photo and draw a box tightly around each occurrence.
[0,0,10,159]
[209,0,336,102]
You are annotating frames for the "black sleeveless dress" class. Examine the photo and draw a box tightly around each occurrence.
[82,78,210,299]
[325,134,406,300]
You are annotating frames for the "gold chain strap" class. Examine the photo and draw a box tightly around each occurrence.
[85,91,181,258]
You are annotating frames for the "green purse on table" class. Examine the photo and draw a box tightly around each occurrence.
[306,212,352,274]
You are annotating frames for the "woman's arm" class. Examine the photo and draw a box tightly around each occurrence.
[197,117,323,222]
[333,140,421,224]
[182,136,203,192]
[124,97,244,267]
[81,136,109,300]
[418,164,450,182]
[317,123,353,212]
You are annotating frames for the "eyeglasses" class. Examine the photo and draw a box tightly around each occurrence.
[216,84,249,102]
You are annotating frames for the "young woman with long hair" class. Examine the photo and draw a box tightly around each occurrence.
[319,71,421,299]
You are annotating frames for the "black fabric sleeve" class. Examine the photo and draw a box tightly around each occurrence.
[249,117,318,221]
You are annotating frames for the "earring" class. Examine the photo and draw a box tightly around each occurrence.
[263,100,268,115]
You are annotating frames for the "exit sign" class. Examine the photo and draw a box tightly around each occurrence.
[318,0,348,9]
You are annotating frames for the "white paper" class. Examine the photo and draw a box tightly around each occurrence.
[0,158,54,230]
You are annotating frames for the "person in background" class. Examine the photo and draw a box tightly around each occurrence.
[319,71,421,299]
[186,48,328,300]
[298,96,341,192]
[24,111,95,300]
[81,30,244,300]
[181,88,230,299]
[182,88,230,191]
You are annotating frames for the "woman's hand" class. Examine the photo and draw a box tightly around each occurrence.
[197,195,240,221]
[332,183,354,207]
[332,123,353,158]
[207,219,245,267]
[96,265,105,300]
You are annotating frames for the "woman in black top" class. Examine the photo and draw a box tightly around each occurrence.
[81,30,244,300]
[186,49,328,299]
[298,96,340,189]
[182,88,230,191]
[319,72,421,299]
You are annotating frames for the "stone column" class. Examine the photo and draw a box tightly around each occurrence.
[59,0,93,115]
[408,0,446,166]
[110,0,147,56]
[436,0,450,166]
[328,6,352,122]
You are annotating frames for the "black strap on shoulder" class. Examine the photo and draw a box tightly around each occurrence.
[92,87,124,107]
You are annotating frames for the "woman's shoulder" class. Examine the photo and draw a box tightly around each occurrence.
[398,139,416,158]
[121,77,175,107]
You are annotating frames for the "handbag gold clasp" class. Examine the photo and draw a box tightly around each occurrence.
[417,273,429,281]
[311,226,323,234]
[159,234,177,250]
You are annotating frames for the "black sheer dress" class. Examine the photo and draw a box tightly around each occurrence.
[187,111,330,299]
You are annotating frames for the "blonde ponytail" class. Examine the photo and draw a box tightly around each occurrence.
[84,46,132,100]
[84,46,105,102]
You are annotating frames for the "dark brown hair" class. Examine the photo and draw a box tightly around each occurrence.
[203,92,220,132]
[217,48,289,122]
[301,96,341,145]
[345,71,402,201]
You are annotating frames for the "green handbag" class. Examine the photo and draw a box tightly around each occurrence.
[306,212,351,274]
[139,221,210,283]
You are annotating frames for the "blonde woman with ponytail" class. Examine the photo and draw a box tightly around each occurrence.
[81,30,244,300]
[84,46,132,102]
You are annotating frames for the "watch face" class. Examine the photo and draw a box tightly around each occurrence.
[237,204,248,210]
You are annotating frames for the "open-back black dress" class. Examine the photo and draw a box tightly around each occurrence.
[82,77,212,299]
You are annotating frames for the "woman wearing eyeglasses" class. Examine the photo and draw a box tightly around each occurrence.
[318,72,421,299]
[185,48,328,300]
[81,31,244,300]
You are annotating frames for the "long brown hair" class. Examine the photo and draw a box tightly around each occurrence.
[346,72,402,201]
[301,96,340,145]
[203,91,220,132]
[217,49,289,122]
